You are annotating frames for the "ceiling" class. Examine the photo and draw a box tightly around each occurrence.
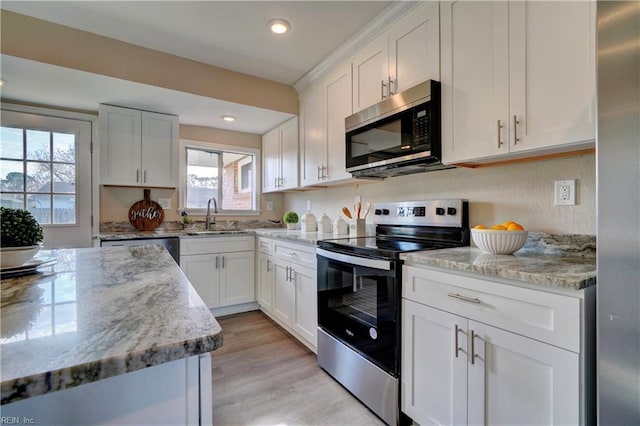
[0,1,392,134]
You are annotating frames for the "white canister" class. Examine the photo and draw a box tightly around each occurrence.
[333,217,349,235]
[317,213,332,234]
[300,211,317,232]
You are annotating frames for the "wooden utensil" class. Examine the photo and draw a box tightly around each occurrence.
[363,202,371,218]
[342,207,352,219]
[129,189,165,231]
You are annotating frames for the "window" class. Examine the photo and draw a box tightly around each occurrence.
[181,140,259,214]
[0,126,77,224]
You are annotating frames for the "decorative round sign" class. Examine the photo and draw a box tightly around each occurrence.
[128,189,164,231]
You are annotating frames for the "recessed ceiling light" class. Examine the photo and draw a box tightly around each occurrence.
[222,115,236,122]
[269,18,290,35]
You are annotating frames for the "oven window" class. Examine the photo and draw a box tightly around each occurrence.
[318,258,399,374]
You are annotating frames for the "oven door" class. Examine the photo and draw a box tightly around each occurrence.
[316,248,400,376]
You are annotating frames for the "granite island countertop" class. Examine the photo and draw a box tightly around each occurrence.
[401,233,596,291]
[0,245,223,405]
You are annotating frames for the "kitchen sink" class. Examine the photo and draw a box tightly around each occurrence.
[186,230,251,236]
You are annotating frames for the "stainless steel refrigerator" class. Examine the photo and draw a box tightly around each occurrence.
[596,1,640,424]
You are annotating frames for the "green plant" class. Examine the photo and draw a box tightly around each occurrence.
[0,207,44,247]
[283,211,299,224]
[181,211,192,225]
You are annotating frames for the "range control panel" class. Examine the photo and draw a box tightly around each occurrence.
[373,199,468,227]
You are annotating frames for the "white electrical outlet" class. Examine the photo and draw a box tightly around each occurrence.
[158,198,171,209]
[267,201,273,211]
[555,179,576,206]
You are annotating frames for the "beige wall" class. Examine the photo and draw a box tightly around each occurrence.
[0,10,298,115]
[283,154,596,235]
[100,124,285,224]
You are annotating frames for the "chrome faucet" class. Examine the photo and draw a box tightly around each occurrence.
[206,197,218,230]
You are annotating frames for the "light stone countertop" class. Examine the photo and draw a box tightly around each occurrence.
[253,228,345,246]
[401,246,596,290]
[0,245,223,405]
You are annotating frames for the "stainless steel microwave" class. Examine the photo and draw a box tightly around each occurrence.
[345,80,450,178]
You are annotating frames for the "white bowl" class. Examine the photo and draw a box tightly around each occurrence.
[471,229,528,255]
[1,245,41,268]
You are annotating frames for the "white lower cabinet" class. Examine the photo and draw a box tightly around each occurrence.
[180,236,255,312]
[402,265,594,425]
[256,236,317,351]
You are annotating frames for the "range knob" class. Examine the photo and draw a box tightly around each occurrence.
[382,209,390,215]
[447,207,457,216]
[435,207,445,216]
[374,209,382,216]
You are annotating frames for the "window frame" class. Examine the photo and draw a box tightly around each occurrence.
[179,139,260,216]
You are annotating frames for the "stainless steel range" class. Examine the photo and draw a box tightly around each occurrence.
[316,199,469,425]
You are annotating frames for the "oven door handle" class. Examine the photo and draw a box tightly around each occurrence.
[317,248,392,271]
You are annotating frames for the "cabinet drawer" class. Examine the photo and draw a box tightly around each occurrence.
[257,237,273,255]
[180,236,254,255]
[403,266,581,352]
[273,240,316,268]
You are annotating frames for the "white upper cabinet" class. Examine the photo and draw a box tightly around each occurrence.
[352,2,441,112]
[301,62,353,187]
[261,117,299,193]
[441,1,596,165]
[99,104,178,187]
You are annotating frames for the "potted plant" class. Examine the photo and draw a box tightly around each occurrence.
[181,211,194,229]
[0,207,44,267]
[283,211,299,230]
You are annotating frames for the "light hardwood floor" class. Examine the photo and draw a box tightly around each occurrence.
[211,311,386,426]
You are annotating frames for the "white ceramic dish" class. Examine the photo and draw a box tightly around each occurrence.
[0,245,41,268]
[0,257,56,278]
[471,229,528,255]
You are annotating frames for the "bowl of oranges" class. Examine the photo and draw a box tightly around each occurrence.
[471,221,528,255]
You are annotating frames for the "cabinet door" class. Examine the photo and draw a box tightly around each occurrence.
[262,127,279,193]
[279,117,299,190]
[141,111,179,187]
[219,251,255,307]
[402,300,468,426]
[508,1,595,153]
[388,1,440,92]
[300,84,326,187]
[257,254,274,312]
[467,320,580,426]
[292,264,317,347]
[441,1,510,164]
[352,33,389,112]
[273,261,295,326]
[324,63,353,183]
[180,254,220,308]
[99,105,142,185]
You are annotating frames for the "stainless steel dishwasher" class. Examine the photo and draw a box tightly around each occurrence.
[100,237,180,264]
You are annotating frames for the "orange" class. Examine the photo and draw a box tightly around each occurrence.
[507,222,525,231]
[473,224,488,229]
[502,220,515,228]
[490,224,507,230]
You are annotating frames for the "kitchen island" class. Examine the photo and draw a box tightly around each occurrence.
[1,244,222,425]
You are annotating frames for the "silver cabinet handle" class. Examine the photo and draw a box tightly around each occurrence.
[317,165,322,180]
[381,80,387,99]
[215,256,219,269]
[289,267,295,282]
[388,77,395,96]
[497,120,504,147]
[454,324,461,358]
[285,266,289,281]
[513,115,520,145]
[143,169,147,183]
[274,176,278,188]
[221,256,225,269]
[322,165,328,179]
[266,259,271,272]
[448,293,481,304]
[471,329,476,365]
[136,169,140,183]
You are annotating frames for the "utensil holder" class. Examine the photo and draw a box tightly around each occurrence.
[350,219,366,237]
